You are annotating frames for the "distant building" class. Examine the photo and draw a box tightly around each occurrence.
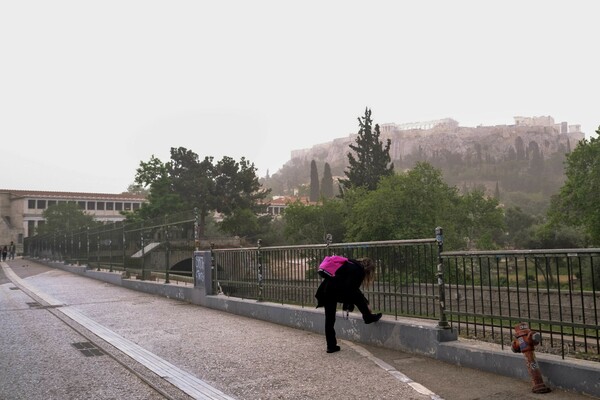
[513,115,581,134]
[380,118,459,133]
[0,189,146,254]
[265,196,314,217]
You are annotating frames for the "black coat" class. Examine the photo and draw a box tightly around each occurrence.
[315,259,365,308]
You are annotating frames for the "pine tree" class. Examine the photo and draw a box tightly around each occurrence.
[341,108,394,191]
[321,162,334,198]
[309,160,320,202]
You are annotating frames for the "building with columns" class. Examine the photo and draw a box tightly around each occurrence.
[0,189,146,255]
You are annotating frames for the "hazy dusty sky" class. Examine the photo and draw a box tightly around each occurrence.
[1,1,597,194]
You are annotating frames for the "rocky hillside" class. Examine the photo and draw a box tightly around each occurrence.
[263,116,585,215]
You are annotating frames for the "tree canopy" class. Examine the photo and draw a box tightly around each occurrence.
[131,147,270,238]
[343,162,464,246]
[345,162,505,249]
[282,199,346,244]
[132,155,184,220]
[340,108,394,191]
[459,187,505,249]
[284,161,505,250]
[547,127,600,244]
[37,202,97,235]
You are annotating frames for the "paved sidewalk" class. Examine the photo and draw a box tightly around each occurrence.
[1,259,596,400]
[1,260,433,400]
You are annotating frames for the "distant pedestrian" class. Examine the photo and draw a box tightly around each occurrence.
[9,241,16,260]
[315,256,382,353]
[1,246,7,261]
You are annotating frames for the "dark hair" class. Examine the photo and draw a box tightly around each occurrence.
[357,257,376,286]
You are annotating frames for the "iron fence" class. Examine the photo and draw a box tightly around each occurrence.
[23,221,600,361]
[211,237,442,320]
[23,210,237,284]
[441,249,600,360]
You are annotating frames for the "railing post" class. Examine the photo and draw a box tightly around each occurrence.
[70,232,74,263]
[122,225,127,275]
[326,233,332,255]
[141,223,146,280]
[164,220,170,284]
[109,238,113,272]
[86,227,90,267]
[257,239,263,301]
[194,207,199,251]
[97,232,101,271]
[436,227,450,328]
[210,243,216,294]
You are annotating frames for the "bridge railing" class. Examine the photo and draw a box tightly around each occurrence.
[441,249,600,360]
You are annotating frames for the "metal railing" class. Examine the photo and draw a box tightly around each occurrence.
[24,220,600,361]
[212,239,600,360]
[22,210,236,284]
[441,249,600,360]
[211,237,442,321]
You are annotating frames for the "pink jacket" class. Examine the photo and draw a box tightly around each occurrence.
[318,255,348,277]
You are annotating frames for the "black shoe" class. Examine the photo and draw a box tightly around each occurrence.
[326,345,341,353]
[364,313,382,324]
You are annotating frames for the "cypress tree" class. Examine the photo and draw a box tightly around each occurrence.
[321,162,334,199]
[341,108,394,191]
[309,159,320,202]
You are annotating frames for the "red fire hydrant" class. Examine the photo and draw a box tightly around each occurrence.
[511,322,551,393]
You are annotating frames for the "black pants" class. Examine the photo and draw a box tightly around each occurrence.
[324,289,371,349]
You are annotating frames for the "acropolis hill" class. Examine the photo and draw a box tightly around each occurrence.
[289,116,585,167]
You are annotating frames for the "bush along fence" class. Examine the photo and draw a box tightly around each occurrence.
[24,224,600,361]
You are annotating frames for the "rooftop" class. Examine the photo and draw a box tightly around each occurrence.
[0,189,146,201]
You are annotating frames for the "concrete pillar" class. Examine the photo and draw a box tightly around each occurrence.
[193,250,213,296]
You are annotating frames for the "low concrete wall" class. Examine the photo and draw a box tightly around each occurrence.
[31,258,600,398]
